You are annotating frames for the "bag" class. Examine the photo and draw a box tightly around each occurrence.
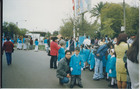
[48,50,50,56]
[12,48,14,52]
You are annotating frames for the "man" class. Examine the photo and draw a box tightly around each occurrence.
[83,36,91,47]
[30,37,33,50]
[3,37,14,65]
[93,42,112,80]
[56,50,72,85]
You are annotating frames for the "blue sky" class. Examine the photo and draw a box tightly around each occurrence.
[3,0,139,34]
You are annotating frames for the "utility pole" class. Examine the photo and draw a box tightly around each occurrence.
[123,0,126,33]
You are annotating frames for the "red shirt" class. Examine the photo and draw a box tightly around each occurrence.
[3,41,14,53]
[50,41,60,56]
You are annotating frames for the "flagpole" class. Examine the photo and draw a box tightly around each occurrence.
[72,0,75,39]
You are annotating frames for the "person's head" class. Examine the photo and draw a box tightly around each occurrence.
[65,50,72,59]
[71,37,73,40]
[6,37,10,41]
[117,33,127,45]
[110,44,114,49]
[52,37,58,42]
[75,47,80,55]
[61,37,63,39]
[127,33,139,63]
[110,49,116,57]
[60,43,65,47]
[80,44,84,49]
[102,38,105,42]
[86,36,88,39]
[35,39,38,41]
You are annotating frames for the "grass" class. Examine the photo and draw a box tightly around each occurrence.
[14,44,46,51]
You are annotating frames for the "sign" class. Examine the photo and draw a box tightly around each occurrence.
[121,26,125,31]
[75,0,91,16]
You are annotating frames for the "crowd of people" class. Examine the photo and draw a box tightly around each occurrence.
[49,34,138,89]
[2,32,139,89]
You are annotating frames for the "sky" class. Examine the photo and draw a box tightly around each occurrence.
[3,0,139,34]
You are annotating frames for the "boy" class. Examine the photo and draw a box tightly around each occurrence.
[58,43,65,62]
[70,47,84,88]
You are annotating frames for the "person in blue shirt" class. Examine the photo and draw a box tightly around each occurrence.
[93,42,112,80]
[79,44,86,69]
[106,52,111,81]
[88,50,95,71]
[70,47,84,88]
[17,37,20,49]
[35,39,39,52]
[84,45,90,69]
[108,49,117,87]
[58,43,65,62]
[18,38,22,50]
[65,39,69,50]
[23,37,26,50]
[44,38,48,52]
[10,38,14,44]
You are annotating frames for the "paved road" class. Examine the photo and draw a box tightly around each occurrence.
[2,49,110,88]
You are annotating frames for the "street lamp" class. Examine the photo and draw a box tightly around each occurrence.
[16,20,27,27]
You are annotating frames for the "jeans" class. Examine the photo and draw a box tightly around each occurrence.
[93,58,104,79]
[60,77,69,84]
[5,52,12,65]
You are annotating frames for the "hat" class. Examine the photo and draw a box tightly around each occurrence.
[75,47,80,51]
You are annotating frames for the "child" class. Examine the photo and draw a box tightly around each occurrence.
[106,44,114,80]
[35,39,39,52]
[70,47,84,88]
[58,43,65,62]
[88,48,95,71]
[44,38,48,52]
[84,45,90,69]
[79,44,86,69]
[105,51,111,81]
[108,49,117,87]
[18,38,22,50]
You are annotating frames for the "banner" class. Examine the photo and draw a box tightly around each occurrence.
[76,0,91,16]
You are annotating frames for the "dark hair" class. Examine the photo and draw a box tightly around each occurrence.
[106,42,112,48]
[6,37,10,41]
[35,39,38,41]
[52,37,58,41]
[61,37,63,39]
[117,33,127,45]
[65,50,72,55]
[75,47,80,51]
[86,36,88,38]
[127,33,139,63]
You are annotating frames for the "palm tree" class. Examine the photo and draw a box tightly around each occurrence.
[90,2,105,30]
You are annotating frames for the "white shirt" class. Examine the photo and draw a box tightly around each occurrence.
[127,59,139,89]
[83,38,91,46]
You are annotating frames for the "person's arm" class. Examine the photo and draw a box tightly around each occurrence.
[57,61,67,77]
[80,56,84,68]
[54,43,61,51]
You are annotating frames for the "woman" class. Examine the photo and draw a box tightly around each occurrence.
[127,33,139,89]
[114,33,128,89]
[50,37,60,69]
[69,37,75,54]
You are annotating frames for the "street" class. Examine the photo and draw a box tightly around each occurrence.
[2,49,109,88]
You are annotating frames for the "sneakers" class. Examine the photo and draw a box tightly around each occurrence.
[108,84,115,88]
[70,85,74,88]
[93,78,100,81]
[78,84,83,88]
